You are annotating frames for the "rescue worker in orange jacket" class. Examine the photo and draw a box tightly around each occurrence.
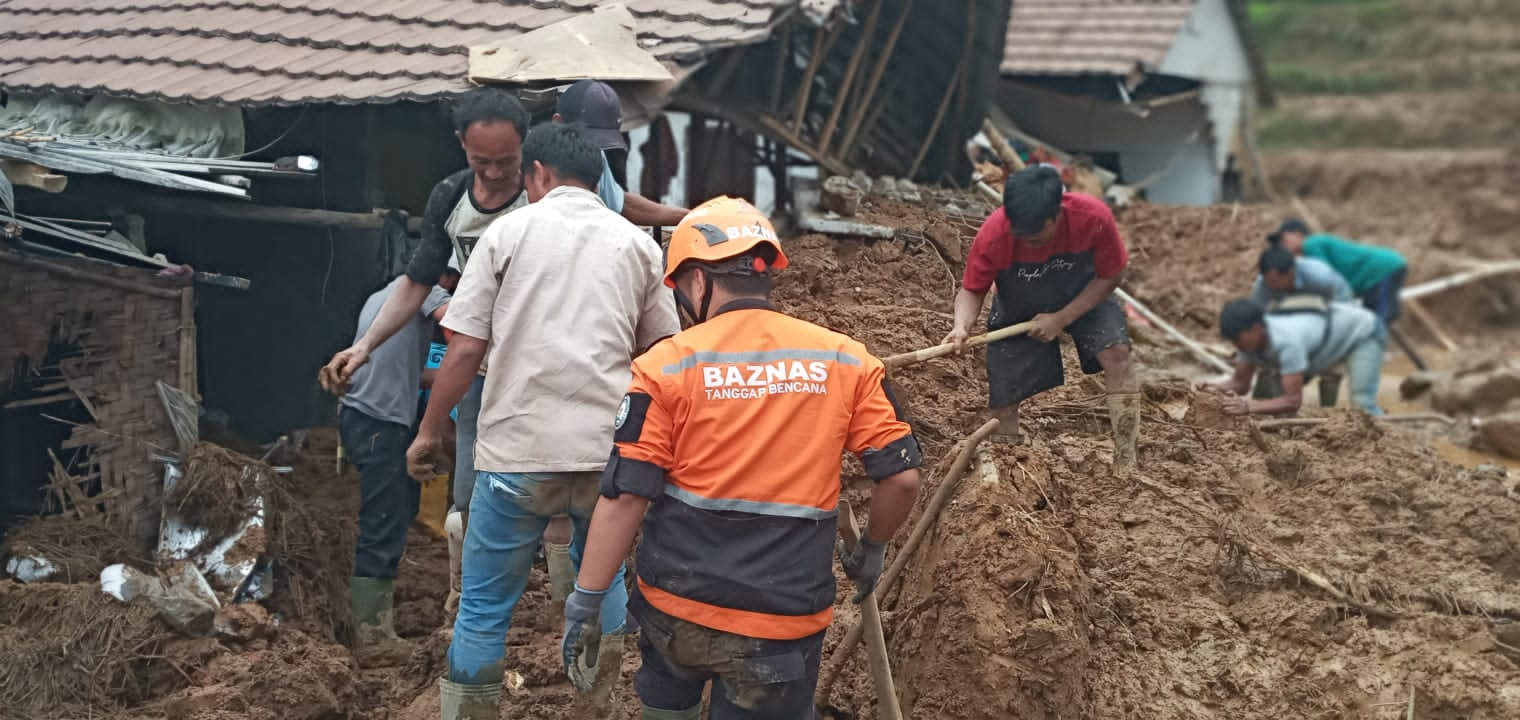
[561,197,924,719]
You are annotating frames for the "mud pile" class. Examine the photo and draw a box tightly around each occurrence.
[2,188,1518,719]
[776,200,1520,718]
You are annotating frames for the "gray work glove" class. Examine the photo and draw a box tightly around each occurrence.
[560,584,605,693]
[838,537,887,603]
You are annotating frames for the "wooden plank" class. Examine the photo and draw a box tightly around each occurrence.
[1401,260,1520,301]
[1402,298,1459,352]
[907,57,966,178]
[0,250,180,300]
[790,23,844,133]
[840,0,914,158]
[178,288,198,398]
[1,159,67,193]
[1115,288,1235,374]
[128,194,399,231]
[981,118,1026,172]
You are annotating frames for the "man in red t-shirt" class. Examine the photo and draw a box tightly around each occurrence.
[944,166,1139,466]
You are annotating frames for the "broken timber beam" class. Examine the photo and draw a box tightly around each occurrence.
[128,195,419,232]
[1,159,67,193]
[980,118,1026,172]
[1115,288,1234,374]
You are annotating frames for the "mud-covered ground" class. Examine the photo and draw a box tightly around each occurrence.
[3,152,1520,719]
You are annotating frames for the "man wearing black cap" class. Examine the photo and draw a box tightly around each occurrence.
[555,79,687,228]
[943,166,1139,467]
[1214,297,1387,417]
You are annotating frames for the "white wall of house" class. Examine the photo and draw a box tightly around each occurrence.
[1159,0,1254,172]
[997,81,1223,205]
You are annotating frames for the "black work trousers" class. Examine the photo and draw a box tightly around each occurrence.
[339,406,419,579]
[631,591,823,720]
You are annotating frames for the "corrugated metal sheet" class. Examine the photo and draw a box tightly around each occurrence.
[0,0,793,105]
[1003,0,1195,77]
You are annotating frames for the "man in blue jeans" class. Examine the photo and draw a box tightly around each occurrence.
[406,122,680,719]
[1213,298,1387,417]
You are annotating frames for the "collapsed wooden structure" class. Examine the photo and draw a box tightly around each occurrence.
[0,249,195,551]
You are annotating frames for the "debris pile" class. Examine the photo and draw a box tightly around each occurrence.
[1,191,1517,718]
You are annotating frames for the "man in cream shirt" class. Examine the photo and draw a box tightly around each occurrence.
[408,122,679,720]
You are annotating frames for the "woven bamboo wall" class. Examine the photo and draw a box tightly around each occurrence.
[0,251,191,552]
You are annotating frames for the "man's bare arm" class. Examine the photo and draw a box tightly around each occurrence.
[1056,272,1123,326]
[407,334,486,480]
[944,287,989,350]
[319,277,432,393]
[576,494,649,592]
[1216,361,1257,395]
[864,469,922,544]
[622,193,687,227]
[1245,372,1305,415]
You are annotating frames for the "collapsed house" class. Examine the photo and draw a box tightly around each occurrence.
[994,0,1274,205]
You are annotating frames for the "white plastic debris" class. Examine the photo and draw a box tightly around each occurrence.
[6,554,58,583]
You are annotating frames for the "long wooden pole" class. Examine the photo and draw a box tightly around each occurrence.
[907,57,967,179]
[1400,260,1520,301]
[818,0,884,156]
[1114,288,1234,374]
[789,24,842,133]
[817,420,1000,704]
[838,0,914,157]
[1254,413,1452,430]
[0,250,180,299]
[838,501,904,720]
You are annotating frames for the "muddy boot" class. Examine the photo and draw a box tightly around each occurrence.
[445,509,463,619]
[572,634,626,718]
[439,678,502,720]
[1108,392,1141,469]
[350,577,416,667]
[641,704,701,720]
[545,540,575,620]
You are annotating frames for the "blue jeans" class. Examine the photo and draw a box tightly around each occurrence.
[1345,322,1388,415]
[446,470,629,684]
[1360,266,1406,325]
[452,376,485,512]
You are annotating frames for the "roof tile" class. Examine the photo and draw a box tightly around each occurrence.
[1003,0,1196,76]
[0,0,792,105]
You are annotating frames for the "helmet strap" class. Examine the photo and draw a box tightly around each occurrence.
[698,272,715,323]
[671,268,716,324]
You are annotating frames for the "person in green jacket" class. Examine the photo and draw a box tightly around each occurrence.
[1269,218,1408,324]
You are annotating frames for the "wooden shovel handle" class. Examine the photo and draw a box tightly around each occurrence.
[838,502,905,720]
[882,320,1036,370]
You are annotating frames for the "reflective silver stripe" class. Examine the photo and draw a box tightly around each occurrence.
[662,484,838,521]
[661,348,862,375]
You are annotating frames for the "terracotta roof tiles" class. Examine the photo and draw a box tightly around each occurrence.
[1002,0,1196,77]
[0,0,793,105]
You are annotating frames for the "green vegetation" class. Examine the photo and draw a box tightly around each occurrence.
[1250,0,1520,147]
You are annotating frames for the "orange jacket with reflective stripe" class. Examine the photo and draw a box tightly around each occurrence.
[604,302,920,640]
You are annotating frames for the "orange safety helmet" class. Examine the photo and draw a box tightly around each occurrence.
[663,196,789,288]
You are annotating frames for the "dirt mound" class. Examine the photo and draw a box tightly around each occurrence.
[139,629,358,720]
[0,580,200,717]
[2,512,148,583]
[6,176,1520,719]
